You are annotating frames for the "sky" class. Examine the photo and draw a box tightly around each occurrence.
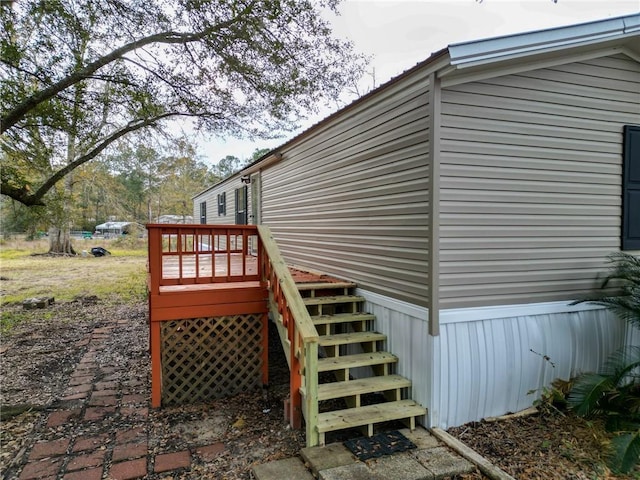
[193,0,640,165]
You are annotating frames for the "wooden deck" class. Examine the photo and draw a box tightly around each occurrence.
[146,225,329,419]
[146,224,425,447]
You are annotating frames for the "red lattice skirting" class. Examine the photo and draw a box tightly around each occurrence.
[160,314,266,405]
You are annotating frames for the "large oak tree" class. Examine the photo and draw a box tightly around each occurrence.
[0,0,366,210]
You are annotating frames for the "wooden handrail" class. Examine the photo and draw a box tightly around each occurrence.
[257,226,318,342]
[257,225,320,447]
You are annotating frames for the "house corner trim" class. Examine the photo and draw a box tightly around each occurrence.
[428,72,442,336]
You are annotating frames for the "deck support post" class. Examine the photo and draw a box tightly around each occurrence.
[289,333,303,429]
[150,320,162,408]
[305,341,320,446]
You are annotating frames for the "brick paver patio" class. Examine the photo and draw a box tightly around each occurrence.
[12,319,220,480]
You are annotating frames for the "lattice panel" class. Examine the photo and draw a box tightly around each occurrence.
[160,315,264,405]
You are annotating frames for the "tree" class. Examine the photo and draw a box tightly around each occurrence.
[74,160,124,230]
[156,141,218,221]
[250,147,272,162]
[100,135,219,224]
[0,0,366,209]
[109,142,165,223]
[213,155,245,180]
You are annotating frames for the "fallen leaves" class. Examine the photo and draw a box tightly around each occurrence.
[449,408,639,480]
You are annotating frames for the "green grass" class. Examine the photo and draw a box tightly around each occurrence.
[0,310,32,336]
[0,236,148,308]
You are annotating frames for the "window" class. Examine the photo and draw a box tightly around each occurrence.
[199,201,207,224]
[217,192,226,216]
[622,125,640,250]
[235,186,248,225]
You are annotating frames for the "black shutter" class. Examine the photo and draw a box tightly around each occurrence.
[622,125,640,250]
[217,193,226,216]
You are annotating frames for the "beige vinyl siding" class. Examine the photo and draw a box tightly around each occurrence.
[193,178,251,225]
[439,53,640,309]
[262,70,431,307]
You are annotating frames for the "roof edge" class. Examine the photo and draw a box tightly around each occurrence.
[449,12,640,69]
[222,48,450,181]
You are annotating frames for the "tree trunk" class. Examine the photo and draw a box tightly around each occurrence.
[48,227,76,255]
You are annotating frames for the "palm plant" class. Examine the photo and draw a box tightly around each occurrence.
[576,252,640,329]
[568,252,640,474]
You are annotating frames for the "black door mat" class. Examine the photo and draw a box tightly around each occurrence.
[344,430,416,461]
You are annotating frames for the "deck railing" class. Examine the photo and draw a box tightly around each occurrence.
[257,225,320,447]
[147,224,260,290]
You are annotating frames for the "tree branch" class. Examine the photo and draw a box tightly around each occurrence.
[0,183,42,206]
[1,4,255,134]
[1,112,178,205]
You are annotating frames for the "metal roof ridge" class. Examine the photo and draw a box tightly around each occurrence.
[448,12,640,68]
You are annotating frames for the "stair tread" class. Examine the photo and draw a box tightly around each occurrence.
[317,375,410,400]
[303,295,365,306]
[317,400,426,433]
[319,331,386,346]
[318,352,398,372]
[312,313,375,325]
[296,281,357,291]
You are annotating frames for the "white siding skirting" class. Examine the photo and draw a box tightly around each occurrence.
[357,288,633,430]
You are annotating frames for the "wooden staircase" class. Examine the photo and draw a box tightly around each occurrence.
[296,281,426,445]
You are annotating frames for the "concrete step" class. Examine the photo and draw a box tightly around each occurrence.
[252,457,314,480]
[253,428,483,480]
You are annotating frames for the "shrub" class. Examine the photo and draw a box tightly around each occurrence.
[568,252,640,474]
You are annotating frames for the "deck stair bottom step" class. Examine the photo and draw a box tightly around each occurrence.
[318,352,398,373]
[317,374,411,401]
[316,399,426,442]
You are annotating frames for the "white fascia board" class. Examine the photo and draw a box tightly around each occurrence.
[440,300,606,324]
[355,288,429,321]
[353,288,607,325]
[242,152,283,175]
[448,13,639,70]
[625,13,640,33]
